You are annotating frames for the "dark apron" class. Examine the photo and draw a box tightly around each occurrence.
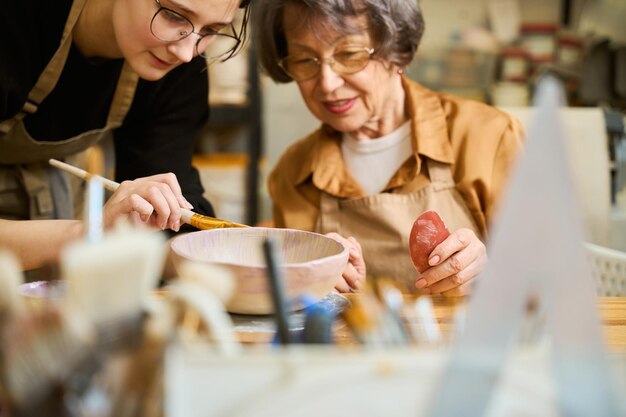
[0,0,138,221]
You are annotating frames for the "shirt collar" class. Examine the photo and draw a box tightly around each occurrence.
[293,78,454,194]
[404,78,454,165]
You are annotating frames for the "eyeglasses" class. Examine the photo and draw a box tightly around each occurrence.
[278,47,375,81]
[150,0,241,60]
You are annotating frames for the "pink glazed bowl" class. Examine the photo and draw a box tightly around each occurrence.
[170,227,348,315]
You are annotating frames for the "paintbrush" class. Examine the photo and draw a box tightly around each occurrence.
[262,237,292,345]
[49,158,248,231]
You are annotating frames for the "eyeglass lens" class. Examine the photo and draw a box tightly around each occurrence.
[281,48,373,81]
[151,8,239,59]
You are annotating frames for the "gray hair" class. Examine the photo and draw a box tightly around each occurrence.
[253,0,425,83]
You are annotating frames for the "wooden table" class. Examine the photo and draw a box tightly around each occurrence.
[235,295,626,350]
[598,296,626,350]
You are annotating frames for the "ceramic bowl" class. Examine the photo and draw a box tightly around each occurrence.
[170,227,349,315]
[18,280,66,298]
[18,280,66,309]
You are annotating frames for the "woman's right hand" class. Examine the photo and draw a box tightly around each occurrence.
[326,233,366,293]
[102,173,193,231]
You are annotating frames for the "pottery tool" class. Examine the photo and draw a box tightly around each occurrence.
[302,302,334,344]
[410,296,442,345]
[61,173,168,336]
[85,177,104,243]
[0,305,95,415]
[62,228,167,325]
[341,287,384,346]
[374,277,411,345]
[169,260,240,354]
[262,237,291,345]
[49,158,248,230]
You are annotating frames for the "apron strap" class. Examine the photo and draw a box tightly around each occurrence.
[426,158,456,191]
[106,61,139,128]
[317,192,341,234]
[20,165,54,219]
[0,0,87,134]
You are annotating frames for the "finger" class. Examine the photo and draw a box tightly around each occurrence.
[103,192,147,228]
[148,172,183,197]
[334,278,352,293]
[142,185,173,230]
[417,251,469,288]
[127,194,155,223]
[425,259,482,293]
[440,280,474,297]
[153,182,183,230]
[326,233,360,262]
[420,236,486,288]
[177,195,194,210]
[348,236,362,252]
[427,228,475,267]
[341,262,363,290]
[348,244,361,262]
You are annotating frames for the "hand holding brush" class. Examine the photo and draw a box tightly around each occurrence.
[49,158,248,231]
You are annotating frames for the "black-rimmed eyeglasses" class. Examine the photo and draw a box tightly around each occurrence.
[278,47,375,81]
[150,0,241,60]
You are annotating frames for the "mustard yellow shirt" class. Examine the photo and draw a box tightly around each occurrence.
[268,78,524,237]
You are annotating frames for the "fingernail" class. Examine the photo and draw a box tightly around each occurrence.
[350,248,359,258]
[415,278,427,288]
[173,221,180,232]
[184,198,194,209]
[140,213,150,222]
[429,255,440,266]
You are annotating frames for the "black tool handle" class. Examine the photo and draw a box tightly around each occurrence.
[262,237,291,344]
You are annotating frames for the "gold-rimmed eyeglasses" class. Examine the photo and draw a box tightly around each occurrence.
[278,47,375,81]
[150,0,241,60]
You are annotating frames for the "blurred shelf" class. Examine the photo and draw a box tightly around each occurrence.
[204,42,263,226]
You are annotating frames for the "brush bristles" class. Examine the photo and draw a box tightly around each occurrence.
[0,307,94,409]
[189,214,248,230]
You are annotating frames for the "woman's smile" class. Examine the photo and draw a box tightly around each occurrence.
[323,97,357,114]
[149,51,177,69]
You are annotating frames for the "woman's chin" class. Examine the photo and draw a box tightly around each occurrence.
[128,57,174,81]
[135,66,170,81]
[324,119,365,135]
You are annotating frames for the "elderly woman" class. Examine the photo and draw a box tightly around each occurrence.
[254,0,524,296]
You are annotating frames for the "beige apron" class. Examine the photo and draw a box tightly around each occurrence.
[316,158,482,289]
[0,0,138,220]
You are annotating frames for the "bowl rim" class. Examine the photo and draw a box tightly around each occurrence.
[170,227,349,268]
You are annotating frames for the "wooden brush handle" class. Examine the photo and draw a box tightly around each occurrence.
[48,158,248,230]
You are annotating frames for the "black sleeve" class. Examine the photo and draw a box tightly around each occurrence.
[113,57,216,221]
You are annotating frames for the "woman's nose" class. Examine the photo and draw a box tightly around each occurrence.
[318,61,344,93]
[167,35,197,63]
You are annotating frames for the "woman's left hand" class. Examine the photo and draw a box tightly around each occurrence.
[414,228,487,297]
[326,233,366,293]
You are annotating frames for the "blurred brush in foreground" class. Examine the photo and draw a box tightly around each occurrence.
[0,251,94,417]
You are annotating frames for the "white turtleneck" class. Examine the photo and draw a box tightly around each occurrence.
[341,120,413,196]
